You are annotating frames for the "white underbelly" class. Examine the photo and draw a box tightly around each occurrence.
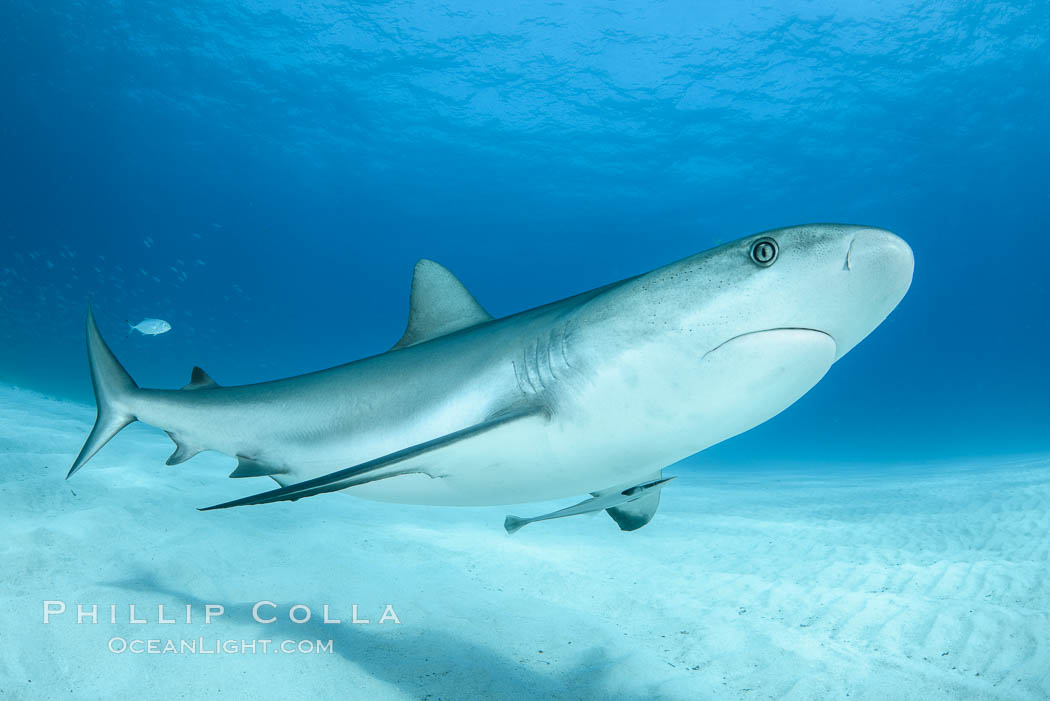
[253,328,835,508]
[339,409,646,506]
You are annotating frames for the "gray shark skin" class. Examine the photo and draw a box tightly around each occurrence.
[69,224,914,532]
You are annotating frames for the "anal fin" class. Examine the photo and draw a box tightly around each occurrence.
[165,432,203,466]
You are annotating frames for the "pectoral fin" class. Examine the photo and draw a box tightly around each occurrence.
[200,407,549,511]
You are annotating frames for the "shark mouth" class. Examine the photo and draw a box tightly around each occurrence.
[702,327,835,360]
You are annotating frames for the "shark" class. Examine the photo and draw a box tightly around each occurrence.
[68,223,914,533]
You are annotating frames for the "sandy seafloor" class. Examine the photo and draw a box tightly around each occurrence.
[1,384,1047,700]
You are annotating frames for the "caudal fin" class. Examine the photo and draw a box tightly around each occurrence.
[68,308,139,478]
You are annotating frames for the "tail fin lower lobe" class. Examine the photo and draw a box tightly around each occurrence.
[68,308,138,478]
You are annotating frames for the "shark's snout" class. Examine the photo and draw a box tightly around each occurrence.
[845,228,914,289]
[828,227,914,359]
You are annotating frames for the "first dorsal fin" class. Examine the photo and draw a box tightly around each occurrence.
[392,259,493,350]
[182,366,220,390]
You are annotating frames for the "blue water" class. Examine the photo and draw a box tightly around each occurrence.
[3,1,1048,464]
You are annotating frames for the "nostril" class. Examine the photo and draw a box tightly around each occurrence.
[844,238,855,271]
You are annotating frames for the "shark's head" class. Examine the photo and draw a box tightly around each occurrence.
[682,223,915,362]
[575,223,914,449]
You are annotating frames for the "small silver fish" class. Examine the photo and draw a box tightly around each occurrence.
[127,318,171,336]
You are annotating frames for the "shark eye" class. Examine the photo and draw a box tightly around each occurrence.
[750,237,778,267]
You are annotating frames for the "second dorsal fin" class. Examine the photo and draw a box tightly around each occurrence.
[392,259,493,350]
[182,366,220,390]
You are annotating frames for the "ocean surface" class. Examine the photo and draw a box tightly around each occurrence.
[2,2,1049,699]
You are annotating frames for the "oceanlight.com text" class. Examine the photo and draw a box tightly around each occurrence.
[108,637,334,655]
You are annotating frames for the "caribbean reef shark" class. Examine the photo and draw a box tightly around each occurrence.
[69,224,913,533]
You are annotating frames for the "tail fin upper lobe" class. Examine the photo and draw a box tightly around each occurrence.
[68,308,139,478]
